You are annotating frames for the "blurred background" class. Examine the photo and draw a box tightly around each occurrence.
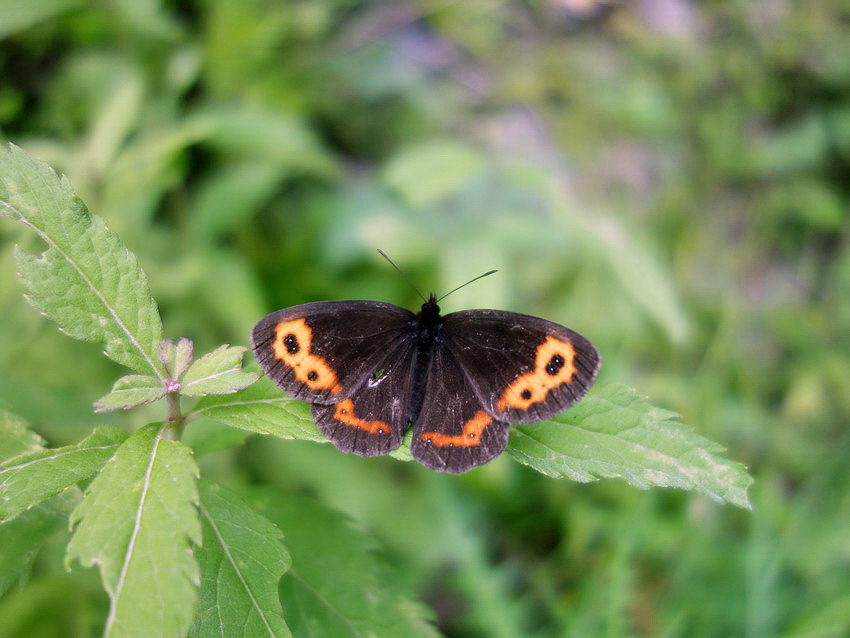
[1,1,849,636]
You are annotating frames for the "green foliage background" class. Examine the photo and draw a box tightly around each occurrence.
[1,1,848,636]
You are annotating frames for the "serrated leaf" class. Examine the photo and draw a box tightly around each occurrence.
[0,425,128,522]
[190,481,291,638]
[93,374,166,412]
[250,490,439,638]
[159,338,193,382]
[190,376,323,442]
[0,144,165,380]
[0,410,45,461]
[66,423,201,638]
[508,384,753,509]
[181,345,258,397]
[0,492,76,598]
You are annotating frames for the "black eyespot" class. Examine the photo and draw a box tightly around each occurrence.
[283,333,299,354]
[377,428,384,434]
[546,353,565,376]
[307,370,318,381]
[520,389,532,400]
[468,433,476,439]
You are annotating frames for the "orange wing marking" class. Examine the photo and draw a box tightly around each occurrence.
[334,398,391,434]
[272,318,342,395]
[420,410,491,448]
[496,336,576,412]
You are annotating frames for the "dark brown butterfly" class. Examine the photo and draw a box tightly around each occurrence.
[251,289,600,473]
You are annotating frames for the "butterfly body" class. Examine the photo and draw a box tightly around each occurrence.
[251,294,600,473]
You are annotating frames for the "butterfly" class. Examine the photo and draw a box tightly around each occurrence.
[250,263,601,473]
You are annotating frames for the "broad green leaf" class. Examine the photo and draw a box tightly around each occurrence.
[190,481,291,638]
[250,490,439,638]
[0,492,76,598]
[0,144,166,380]
[0,425,127,522]
[181,345,259,397]
[93,375,166,413]
[66,423,201,638]
[0,409,45,461]
[382,139,485,207]
[508,384,753,509]
[189,377,323,442]
[159,338,194,383]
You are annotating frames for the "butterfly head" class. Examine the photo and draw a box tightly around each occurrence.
[419,293,441,323]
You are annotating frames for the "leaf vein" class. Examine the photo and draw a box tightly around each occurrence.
[0,444,121,476]
[104,426,165,633]
[199,502,278,637]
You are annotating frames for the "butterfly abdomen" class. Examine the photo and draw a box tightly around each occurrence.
[405,298,445,426]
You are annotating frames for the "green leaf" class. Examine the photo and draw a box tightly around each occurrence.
[93,375,166,413]
[190,481,291,638]
[66,423,201,638]
[0,492,75,598]
[382,139,485,207]
[508,384,753,509]
[388,430,414,462]
[190,377,323,442]
[0,144,166,380]
[0,409,45,461]
[182,420,250,458]
[250,490,439,638]
[0,426,128,522]
[159,338,194,382]
[181,345,259,397]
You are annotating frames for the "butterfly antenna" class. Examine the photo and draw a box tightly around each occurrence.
[377,249,427,303]
[437,269,498,303]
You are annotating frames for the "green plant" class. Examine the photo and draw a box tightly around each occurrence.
[0,145,751,636]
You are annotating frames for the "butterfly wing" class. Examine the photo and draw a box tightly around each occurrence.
[410,345,510,473]
[252,300,418,456]
[443,309,601,425]
[311,337,418,456]
[251,301,415,404]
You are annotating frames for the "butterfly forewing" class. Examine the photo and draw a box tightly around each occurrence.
[251,301,415,404]
[410,345,510,473]
[444,309,601,425]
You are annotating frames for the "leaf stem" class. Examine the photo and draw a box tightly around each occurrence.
[166,391,184,439]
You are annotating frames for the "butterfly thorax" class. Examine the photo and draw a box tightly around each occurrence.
[415,294,442,337]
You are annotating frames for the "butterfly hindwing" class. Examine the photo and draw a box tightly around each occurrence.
[410,345,510,474]
[311,337,417,456]
[251,301,414,404]
[443,309,601,425]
